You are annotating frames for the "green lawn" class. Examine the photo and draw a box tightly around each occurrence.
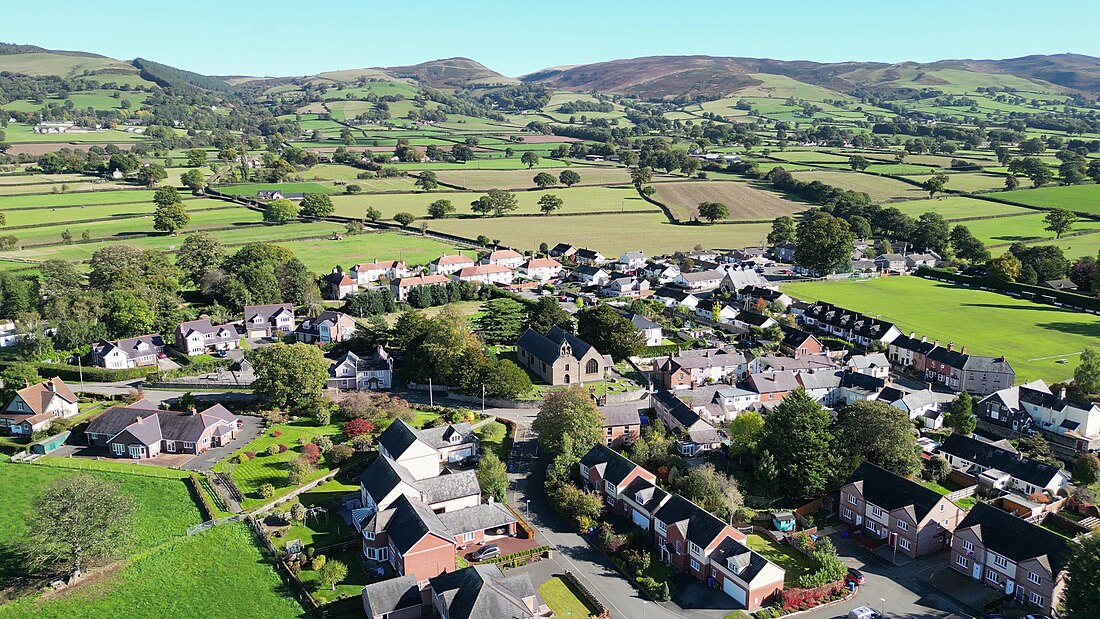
[295,547,379,605]
[744,534,815,587]
[0,523,305,619]
[782,276,1100,383]
[474,421,507,459]
[31,456,192,479]
[272,479,361,550]
[538,576,598,619]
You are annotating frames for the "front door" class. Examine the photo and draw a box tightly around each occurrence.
[1005,579,1015,596]
[855,513,863,526]
[972,562,982,580]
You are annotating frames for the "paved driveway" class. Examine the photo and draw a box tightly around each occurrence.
[186,415,265,471]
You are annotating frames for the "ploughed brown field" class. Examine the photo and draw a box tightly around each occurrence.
[652,180,808,221]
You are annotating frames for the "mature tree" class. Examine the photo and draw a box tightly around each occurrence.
[760,389,834,498]
[1004,175,1020,190]
[414,170,438,191]
[527,296,573,334]
[176,231,225,284]
[559,170,581,187]
[921,173,949,198]
[630,166,653,187]
[186,148,207,167]
[944,391,976,435]
[538,193,564,215]
[473,297,526,343]
[180,168,205,191]
[532,385,604,456]
[576,303,644,360]
[1008,157,1054,187]
[521,151,539,168]
[481,359,532,400]
[135,163,167,187]
[263,198,299,223]
[477,451,509,503]
[727,410,764,457]
[911,212,950,254]
[153,186,181,209]
[533,172,557,188]
[923,454,951,483]
[1010,244,1069,282]
[393,212,416,227]
[363,206,382,222]
[1044,208,1078,239]
[153,201,190,233]
[470,196,493,216]
[794,211,855,275]
[1070,256,1097,292]
[248,343,330,410]
[873,207,916,239]
[847,215,872,239]
[697,202,729,223]
[950,225,991,263]
[0,363,40,404]
[104,290,154,337]
[1073,453,1100,486]
[427,199,455,219]
[38,259,84,299]
[1063,534,1100,619]
[451,144,474,161]
[29,474,135,579]
[767,215,797,248]
[671,463,741,520]
[835,400,920,478]
[848,155,870,171]
[987,252,1021,283]
[318,559,348,591]
[299,194,334,218]
[481,189,518,216]
[1075,347,1100,396]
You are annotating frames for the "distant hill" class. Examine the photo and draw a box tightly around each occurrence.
[384,57,518,88]
[132,57,234,93]
[0,44,141,80]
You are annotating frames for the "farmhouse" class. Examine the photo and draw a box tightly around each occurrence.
[294,310,357,343]
[428,252,475,275]
[518,257,563,282]
[390,274,450,302]
[0,377,79,436]
[351,260,409,284]
[329,346,393,391]
[243,303,296,338]
[86,401,241,459]
[452,263,515,285]
[173,319,240,356]
[92,334,164,369]
[516,326,610,386]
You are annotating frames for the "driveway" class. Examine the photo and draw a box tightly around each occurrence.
[186,415,265,471]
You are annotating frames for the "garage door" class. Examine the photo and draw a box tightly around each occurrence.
[722,576,747,606]
[632,510,649,530]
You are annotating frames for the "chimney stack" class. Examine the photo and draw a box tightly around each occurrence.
[920,335,927,343]
[947,342,955,352]
[961,346,968,355]
[1059,387,1067,401]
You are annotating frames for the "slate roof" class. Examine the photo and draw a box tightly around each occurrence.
[323,270,356,287]
[517,326,598,366]
[678,270,723,283]
[428,565,537,619]
[623,476,669,513]
[362,575,421,618]
[780,327,819,350]
[711,536,772,586]
[736,311,773,327]
[957,502,1073,576]
[415,470,481,504]
[176,319,238,344]
[652,387,707,428]
[573,265,606,278]
[295,311,355,337]
[652,286,697,303]
[600,403,642,427]
[795,369,843,391]
[243,303,293,324]
[87,402,239,446]
[843,461,946,523]
[576,248,604,261]
[888,335,937,356]
[438,501,517,535]
[376,419,424,460]
[580,443,646,486]
[655,348,747,371]
[653,494,731,548]
[417,422,476,450]
[938,433,1065,487]
[385,494,453,554]
[626,312,660,331]
[85,403,160,436]
[95,334,164,361]
[359,453,416,504]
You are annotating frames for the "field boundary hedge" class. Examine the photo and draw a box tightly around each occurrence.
[915,267,1100,314]
[0,358,154,382]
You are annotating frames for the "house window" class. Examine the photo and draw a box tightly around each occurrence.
[112,443,124,455]
[656,521,667,535]
[605,481,615,494]
[579,465,589,478]
[987,570,1000,584]
[1028,572,1041,585]
[675,541,682,555]
[690,559,700,571]
[899,538,911,552]
[897,520,909,531]
[842,507,852,520]
[165,440,176,453]
[993,554,1008,569]
[606,495,615,506]
[963,540,974,553]
[955,555,969,568]
[461,532,475,543]
[848,494,858,505]
[1029,592,1044,607]
[689,542,702,555]
[364,532,374,540]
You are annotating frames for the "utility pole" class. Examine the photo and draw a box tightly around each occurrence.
[429,377,434,407]
[77,354,84,392]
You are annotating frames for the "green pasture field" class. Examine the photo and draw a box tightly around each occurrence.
[432,166,636,190]
[0,180,133,196]
[1013,231,1100,260]
[271,231,468,272]
[0,523,303,619]
[392,158,571,171]
[908,172,1028,193]
[782,276,1100,383]
[892,196,1035,219]
[771,151,853,164]
[0,173,90,186]
[0,189,164,210]
[2,123,146,143]
[2,198,222,229]
[329,185,654,220]
[861,163,939,175]
[788,170,926,202]
[0,53,139,78]
[962,213,1100,246]
[216,182,338,196]
[424,213,772,256]
[999,184,1100,215]
[652,180,807,221]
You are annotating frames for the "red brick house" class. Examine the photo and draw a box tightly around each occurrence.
[779,327,824,358]
[747,371,800,405]
[579,443,657,517]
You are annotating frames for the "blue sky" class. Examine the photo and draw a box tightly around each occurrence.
[7,1,1100,77]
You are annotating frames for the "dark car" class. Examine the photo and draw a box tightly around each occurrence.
[845,567,866,585]
[469,544,500,561]
[215,350,229,358]
[458,455,480,468]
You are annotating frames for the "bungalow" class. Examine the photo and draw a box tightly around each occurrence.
[329,346,393,391]
[0,377,79,436]
[574,248,607,266]
[674,270,724,291]
[452,264,515,286]
[92,334,164,369]
[480,248,524,270]
[732,311,776,331]
[173,320,239,356]
[626,312,663,346]
[390,274,450,302]
[518,257,563,282]
[949,503,1072,616]
[905,253,939,270]
[86,401,241,459]
[429,253,476,276]
[295,311,357,344]
[601,274,649,298]
[937,433,1070,497]
[874,253,907,272]
[572,265,610,286]
[839,461,964,558]
[652,286,700,309]
[1042,279,1077,292]
[322,267,358,300]
[243,303,295,338]
[599,403,643,448]
[548,243,578,260]
[351,260,409,284]
[641,261,681,283]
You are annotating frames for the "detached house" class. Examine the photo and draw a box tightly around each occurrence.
[572,265,610,286]
[295,311,357,344]
[601,273,649,298]
[574,248,606,266]
[481,249,524,270]
[428,565,546,619]
[653,348,751,389]
[357,453,481,519]
[390,274,450,302]
[173,320,239,356]
[518,258,562,282]
[516,326,610,386]
[452,264,514,286]
[0,377,79,436]
[378,418,479,478]
[674,269,724,291]
[429,253,476,276]
[243,303,295,338]
[652,286,700,310]
[641,261,681,283]
[548,243,578,260]
[86,400,241,459]
[978,381,1100,458]
[650,387,722,455]
[838,461,964,559]
[351,260,409,284]
[949,503,1073,616]
[329,346,393,391]
[626,312,662,346]
[92,334,164,369]
[599,404,643,448]
[323,268,358,300]
[580,444,658,517]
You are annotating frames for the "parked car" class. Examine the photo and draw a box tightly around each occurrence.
[558,295,568,302]
[458,455,480,468]
[215,350,229,358]
[845,567,866,585]
[848,607,880,619]
[157,352,167,359]
[469,544,500,561]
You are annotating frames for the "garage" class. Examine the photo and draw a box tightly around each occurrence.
[631,509,649,530]
[722,576,747,606]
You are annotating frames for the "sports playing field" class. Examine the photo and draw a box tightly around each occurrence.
[782,275,1100,383]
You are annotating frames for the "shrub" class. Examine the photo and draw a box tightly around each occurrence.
[344,418,376,438]
[311,435,334,453]
[301,443,322,465]
[273,430,283,437]
[311,554,326,570]
[290,502,306,522]
[278,444,288,453]
[330,444,354,464]
[245,451,257,459]
[350,435,372,450]
[258,483,275,498]
[237,453,250,464]
[266,445,280,456]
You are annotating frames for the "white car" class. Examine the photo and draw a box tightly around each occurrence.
[848,607,880,619]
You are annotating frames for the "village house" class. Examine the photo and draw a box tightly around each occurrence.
[599,403,643,448]
[580,443,658,516]
[516,326,610,386]
[322,268,359,300]
[736,286,791,309]
[913,342,1015,396]
[358,493,457,583]
[243,303,296,338]
[173,319,240,356]
[977,381,1100,458]
[794,369,845,406]
[878,385,953,428]
[773,243,797,262]
[832,371,888,406]
[92,334,164,369]
[905,252,940,270]
[732,311,777,331]
[295,310,357,344]
[351,260,409,284]
[779,327,825,358]
[874,253,907,272]
[674,269,724,291]
[801,302,902,347]
[574,248,607,266]
[452,264,515,286]
[518,257,563,282]
[937,433,1070,497]
[839,461,964,559]
[548,243,578,260]
[650,387,723,455]
[428,253,476,276]
[626,312,662,346]
[653,348,751,389]
[695,299,739,324]
[618,251,648,271]
[846,352,891,379]
[746,371,801,406]
[0,377,79,436]
[601,273,649,298]
[357,453,481,519]
[674,384,760,423]
[572,265,610,286]
[86,400,241,459]
[949,503,1072,616]
[480,248,525,270]
[652,286,700,310]
[887,333,938,369]
[718,266,769,293]
[428,565,546,619]
[641,261,681,283]
[329,346,393,391]
[389,274,450,302]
